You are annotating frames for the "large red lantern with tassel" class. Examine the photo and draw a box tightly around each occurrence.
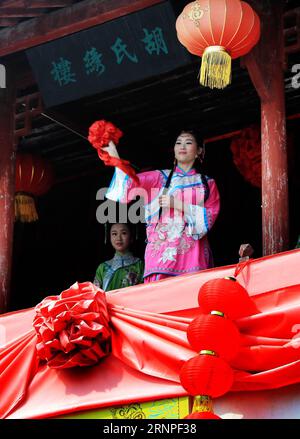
[15,154,54,223]
[187,312,240,361]
[180,354,234,398]
[176,0,261,89]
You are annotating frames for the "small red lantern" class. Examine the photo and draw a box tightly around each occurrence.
[180,353,234,398]
[176,0,261,89]
[185,411,221,419]
[15,154,54,223]
[198,277,257,319]
[187,312,240,361]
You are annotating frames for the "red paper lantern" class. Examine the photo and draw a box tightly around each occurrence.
[15,154,54,222]
[187,313,240,361]
[16,154,54,196]
[231,125,261,187]
[180,354,234,398]
[185,412,221,419]
[176,0,261,89]
[198,277,257,319]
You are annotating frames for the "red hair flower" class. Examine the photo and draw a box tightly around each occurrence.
[33,282,111,368]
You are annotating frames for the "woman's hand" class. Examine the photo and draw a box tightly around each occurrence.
[159,195,174,209]
[102,140,120,159]
[159,195,186,213]
[159,195,183,210]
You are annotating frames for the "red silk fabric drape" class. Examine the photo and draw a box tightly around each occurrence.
[1,249,300,418]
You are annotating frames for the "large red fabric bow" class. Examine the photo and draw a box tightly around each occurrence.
[88,120,139,183]
[33,283,111,368]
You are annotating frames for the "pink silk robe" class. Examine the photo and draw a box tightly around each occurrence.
[106,166,220,279]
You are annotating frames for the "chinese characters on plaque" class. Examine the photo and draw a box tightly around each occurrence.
[50,27,169,86]
[27,1,191,107]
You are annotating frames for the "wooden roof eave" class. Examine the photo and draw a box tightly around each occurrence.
[0,0,164,58]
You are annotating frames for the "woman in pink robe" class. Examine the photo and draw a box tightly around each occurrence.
[105,129,220,283]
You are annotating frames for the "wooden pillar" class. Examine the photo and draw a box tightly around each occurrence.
[0,64,16,313]
[244,0,289,255]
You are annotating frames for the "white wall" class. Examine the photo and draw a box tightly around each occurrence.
[215,384,300,419]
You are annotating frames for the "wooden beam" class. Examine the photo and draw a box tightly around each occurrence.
[0,64,16,314]
[0,8,45,17]
[0,0,164,57]
[205,113,300,144]
[14,92,43,140]
[0,0,73,7]
[244,0,289,256]
[24,0,73,7]
[0,18,19,26]
[284,7,300,54]
[242,52,269,102]
[243,0,265,15]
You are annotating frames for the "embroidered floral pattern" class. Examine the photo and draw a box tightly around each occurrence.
[177,236,195,254]
[159,247,178,263]
[149,217,197,265]
[150,237,165,252]
[157,217,184,242]
[121,270,139,288]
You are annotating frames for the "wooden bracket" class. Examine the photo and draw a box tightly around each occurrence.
[14,91,43,144]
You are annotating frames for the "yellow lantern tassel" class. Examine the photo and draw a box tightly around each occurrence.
[200,46,232,89]
[15,193,39,223]
[184,395,221,418]
[192,395,213,414]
